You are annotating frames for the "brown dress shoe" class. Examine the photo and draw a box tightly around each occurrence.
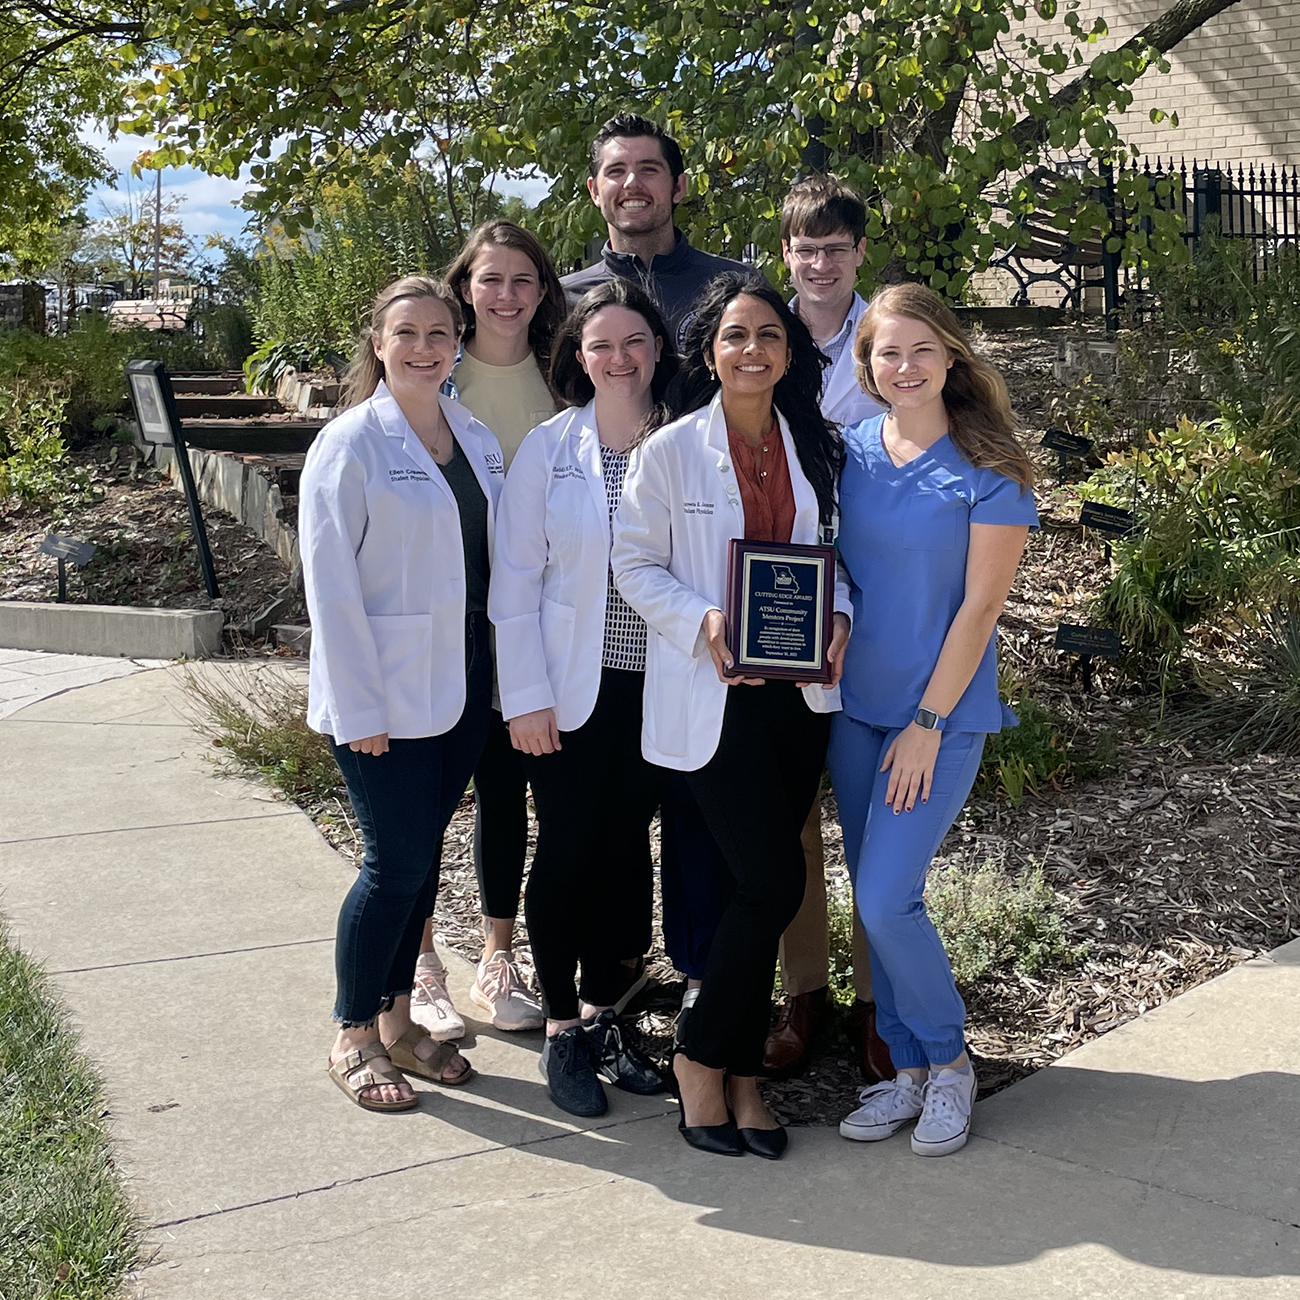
[844,999,893,1084]
[762,987,828,1077]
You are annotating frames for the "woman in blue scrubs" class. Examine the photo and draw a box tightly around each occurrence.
[830,283,1036,1157]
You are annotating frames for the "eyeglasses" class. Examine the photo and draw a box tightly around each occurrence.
[787,242,859,264]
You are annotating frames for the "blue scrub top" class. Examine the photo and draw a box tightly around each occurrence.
[838,414,1039,733]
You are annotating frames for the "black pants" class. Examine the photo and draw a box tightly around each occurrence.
[659,774,732,980]
[679,683,830,1076]
[473,711,529,920]
[522,668,660,1021]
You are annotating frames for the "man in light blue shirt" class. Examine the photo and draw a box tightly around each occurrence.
[762,176,889,1082]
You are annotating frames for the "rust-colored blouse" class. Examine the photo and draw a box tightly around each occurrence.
[728,416,795,543]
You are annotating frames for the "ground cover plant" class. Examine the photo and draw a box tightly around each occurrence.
[0,920,139,1299]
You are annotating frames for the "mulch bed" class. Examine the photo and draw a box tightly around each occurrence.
[263,322,1300,1123]
[0,441,293,628]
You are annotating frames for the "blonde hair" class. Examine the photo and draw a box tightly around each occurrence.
[853,284,1034,488]
[343,275,464,407]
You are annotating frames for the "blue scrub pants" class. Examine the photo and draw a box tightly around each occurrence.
[827,715,985,1070]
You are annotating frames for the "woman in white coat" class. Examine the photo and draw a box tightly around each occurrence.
[490,280,674,1117]
[612,272,851,1158]
[301,275,504,1111]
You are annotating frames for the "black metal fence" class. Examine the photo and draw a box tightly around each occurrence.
[1140,156,1300,278]
[989,157,1300,318]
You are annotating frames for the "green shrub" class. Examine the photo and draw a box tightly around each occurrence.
[0,315,221,438]
[0,382,88,509]
[1171,602,1300,756]
[0,920,139,1299]
[977,692,1071,805]
[191,301,255,370]
[251,181,463,370]
[180,667,341,806]
[975,674,1116,804]
[1152,229,1300,472]
[825,879,859,1008]
[926,858,1087,987]
[247,179,536,371]
[1079,415,1300,673]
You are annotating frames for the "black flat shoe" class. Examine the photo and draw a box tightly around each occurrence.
[668,1052,745,1157]
[738,1125,788,1160]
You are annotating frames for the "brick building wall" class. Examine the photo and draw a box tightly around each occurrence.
[1015,0,1300,166]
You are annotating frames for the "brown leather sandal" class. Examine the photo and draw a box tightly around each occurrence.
[384,1023,476,1087]
[327,1042,418,1112]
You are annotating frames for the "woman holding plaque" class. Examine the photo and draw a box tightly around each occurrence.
[490,280,675,1117]
[831,283,1036,1157]
[612,271,851,1159]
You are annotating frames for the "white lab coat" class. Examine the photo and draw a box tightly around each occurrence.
[300,381,504,744]
[490,401,620,731]
[799,291,886,428]
[611,393,852,772]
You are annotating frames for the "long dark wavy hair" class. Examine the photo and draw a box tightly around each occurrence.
[549,278,679,411]
[662,271,842,525]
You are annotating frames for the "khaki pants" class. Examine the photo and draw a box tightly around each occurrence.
[778,797,873,1001]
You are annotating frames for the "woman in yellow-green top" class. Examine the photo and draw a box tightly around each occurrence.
[404,221,567,1041]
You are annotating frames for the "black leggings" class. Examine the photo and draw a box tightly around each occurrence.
[473,711,529,920]
[679,683,830,1076]
[522,669,660,1022]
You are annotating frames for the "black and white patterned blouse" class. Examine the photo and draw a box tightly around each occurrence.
[599,442,648,671]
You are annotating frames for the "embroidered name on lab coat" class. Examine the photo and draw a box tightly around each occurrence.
[683,500,715,516]
[388,467,431,483]
[485,452,504,474]
[552,463,584,481]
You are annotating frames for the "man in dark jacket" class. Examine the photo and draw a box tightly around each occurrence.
[561,114,745,343]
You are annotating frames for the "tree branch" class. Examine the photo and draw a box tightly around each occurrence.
[1008,0,1245,155]
[912,74,968,165]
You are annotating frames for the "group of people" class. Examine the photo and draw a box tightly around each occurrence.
[301,114,1037,1161]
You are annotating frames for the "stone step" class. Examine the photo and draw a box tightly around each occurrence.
[169,374,245,395]
[179,420,323,456]
[172,393,284,418]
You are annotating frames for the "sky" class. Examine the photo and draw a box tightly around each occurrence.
[82,127,553,252]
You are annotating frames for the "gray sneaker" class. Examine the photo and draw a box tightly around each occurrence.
[911,1066,978,1157]
[470,950,544,1031]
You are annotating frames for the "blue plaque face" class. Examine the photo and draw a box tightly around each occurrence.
[726,539,835,681]
[739,552,825,670]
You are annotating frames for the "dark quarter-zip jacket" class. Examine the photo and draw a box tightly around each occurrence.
[561,229,752,346]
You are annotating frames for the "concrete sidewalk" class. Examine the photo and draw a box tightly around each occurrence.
[1,660,1297,1299]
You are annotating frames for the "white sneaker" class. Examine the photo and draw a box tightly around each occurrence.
[470,950,544,1031]
[839,1074,925,1142]
[409,950,465,1042]
[911,1066,978,1157]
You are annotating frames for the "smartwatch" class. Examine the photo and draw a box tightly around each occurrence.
[914,707,947,732]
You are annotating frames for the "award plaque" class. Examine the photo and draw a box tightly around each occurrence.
[725,538,835,683]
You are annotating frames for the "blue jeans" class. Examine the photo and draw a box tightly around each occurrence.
[827,715,985,1070]
[330,612,493,1026]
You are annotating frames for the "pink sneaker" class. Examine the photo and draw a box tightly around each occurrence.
[470,950,544,1031]
[409,950,465,1042]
